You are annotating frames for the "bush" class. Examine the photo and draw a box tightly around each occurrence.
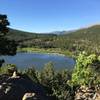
[38,62,73,100]
[24,66,39,83]
[0,64,17,75]
[71,52,100,86]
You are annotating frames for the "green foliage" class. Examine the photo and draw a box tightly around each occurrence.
[51,70,73,100]
[1,53,100,100]
[0,64,17,75]
[24,67,39,83]
[8,24,100,56]
[0,14,9,34]
[39,62,55,87]
[37,62,73,100]
[0,14,17,69]
[0,14,17,56]
[22,62,73,99]
[71,52,100,86]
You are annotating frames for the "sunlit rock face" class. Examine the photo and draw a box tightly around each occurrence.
[22,93,36,100]
[75,85,100,100]
[0,74,49,100]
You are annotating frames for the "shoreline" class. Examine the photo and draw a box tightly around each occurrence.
[17,47,73,57]
[17,51,66,57]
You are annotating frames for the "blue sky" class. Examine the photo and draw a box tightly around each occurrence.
[0,0,100,33]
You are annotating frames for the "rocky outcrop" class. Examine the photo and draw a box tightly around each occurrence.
[22,93,36,100]
[0,74,50,100]
[75,85,100,100]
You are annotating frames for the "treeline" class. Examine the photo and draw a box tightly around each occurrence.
[6,25,100,55]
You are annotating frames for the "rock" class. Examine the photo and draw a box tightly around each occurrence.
[4,85,11,94]
[22,93,35,100]
[75,85,100,100]
[0,85,2,89]
[75,86,94,100]
[7,64,17,75]
[11,71,20,78]
[95,93,100,100]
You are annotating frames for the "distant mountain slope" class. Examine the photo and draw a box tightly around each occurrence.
[66,25,100,37]
[6,28,57,42]
[5,28,57,48]
[58,25,100,54]
[64,25,100,44]
[6,24,100,42]
[6,28,37,41]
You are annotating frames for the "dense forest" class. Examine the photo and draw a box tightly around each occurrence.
[5,25,100,55]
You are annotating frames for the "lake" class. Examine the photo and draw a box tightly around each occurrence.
[0,53,75,70]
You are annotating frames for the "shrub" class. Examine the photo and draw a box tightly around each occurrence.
[71,51,100,86]
[24,66,39,83]
[0,64,17,75]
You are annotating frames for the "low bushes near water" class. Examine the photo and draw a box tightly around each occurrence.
[24,52,100,99]
[0,52,100,100]
[71,51,100,86]
[24,62,74,100]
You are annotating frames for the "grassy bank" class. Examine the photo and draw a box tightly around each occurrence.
[17,47,73,57]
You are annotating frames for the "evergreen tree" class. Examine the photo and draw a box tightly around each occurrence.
[0,14,17,66]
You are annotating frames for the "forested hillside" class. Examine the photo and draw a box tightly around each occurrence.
[6,25,100,54]
[57,25,100,54]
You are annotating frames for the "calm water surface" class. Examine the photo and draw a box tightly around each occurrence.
[0,53,75,70]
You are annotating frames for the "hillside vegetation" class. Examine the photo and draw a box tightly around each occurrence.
[6,25,100,55]
[62,25,100,54]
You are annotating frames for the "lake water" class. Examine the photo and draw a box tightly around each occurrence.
[0,53,75,70]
